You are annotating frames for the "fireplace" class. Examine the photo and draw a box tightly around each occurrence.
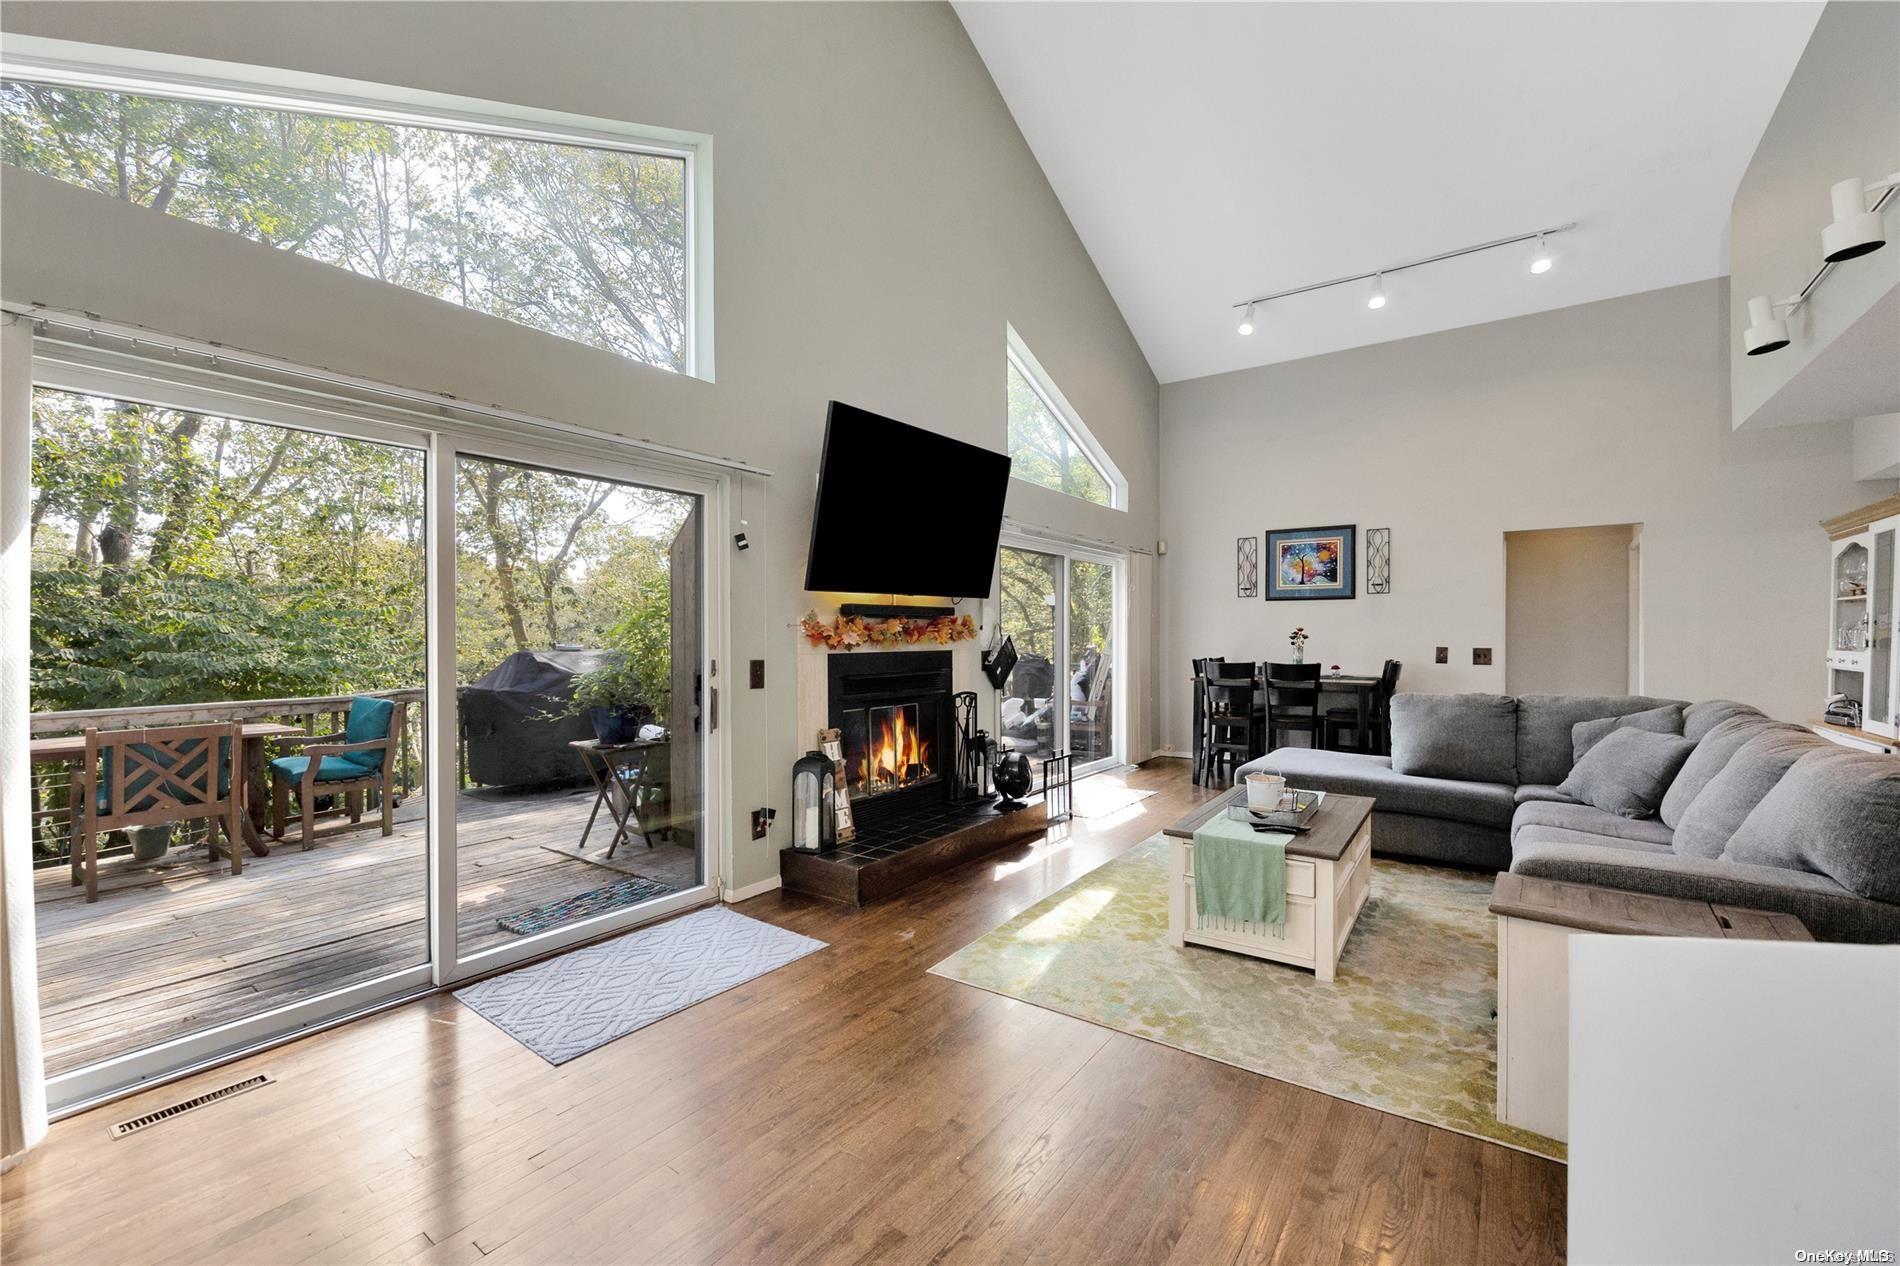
[828,650,954,823]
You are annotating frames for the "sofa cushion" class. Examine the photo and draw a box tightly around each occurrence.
[1571,703,1685,764]
[1510,824,1675,857]
[1514,694,1686,787]
[1389,693,1519,785]
[1670,726,1827,859]
[1508,838,1900,944]
[1556,728,1696,819]
[1724,749,1900,904]
[1514,783,1579,806]
[1682,698,1767,744]
[1659,713,1781,829]
[1236,748,1515,829]
[1512,799,1676,847]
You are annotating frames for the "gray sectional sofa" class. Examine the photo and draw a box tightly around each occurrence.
[1235,693,1900,943]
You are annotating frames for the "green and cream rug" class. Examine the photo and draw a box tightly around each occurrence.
[929,834,1563,1161]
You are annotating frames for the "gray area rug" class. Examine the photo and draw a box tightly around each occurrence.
[456,905,826,1064]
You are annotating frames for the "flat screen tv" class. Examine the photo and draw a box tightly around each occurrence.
[804,401,1012,599]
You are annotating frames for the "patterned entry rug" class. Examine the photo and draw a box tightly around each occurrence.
[930,835,1563,1160]
[458,906,826,1064]
[495,875,678,935]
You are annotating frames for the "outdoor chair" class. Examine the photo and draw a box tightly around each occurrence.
[270,696,405,849]
[72,722,244,903]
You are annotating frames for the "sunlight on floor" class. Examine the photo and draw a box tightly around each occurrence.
[1015,886,1114,942]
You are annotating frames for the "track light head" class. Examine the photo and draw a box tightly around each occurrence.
[1367,273,1386,310]
[1530,232,1554,275]
[1237,302,1256,336]
[1743,294,1796,356]
[1822,175,1894,263]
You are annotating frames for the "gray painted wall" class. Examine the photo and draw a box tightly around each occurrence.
[1158,279,1891,752]
[0,1,1161,890]
[1729,0,1900,430]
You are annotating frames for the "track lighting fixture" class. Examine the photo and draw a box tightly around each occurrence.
[1529,233,1553,275]
[1743,294,1802,357]
[1229,221,1574,331]
[1822,173,1900,263]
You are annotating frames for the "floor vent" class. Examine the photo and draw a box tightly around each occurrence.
[109,1073,274,1138]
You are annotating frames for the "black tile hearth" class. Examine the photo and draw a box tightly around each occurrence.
[779,795,1049,906]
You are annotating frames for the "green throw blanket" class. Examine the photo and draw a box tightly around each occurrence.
[1192,811,1288,925]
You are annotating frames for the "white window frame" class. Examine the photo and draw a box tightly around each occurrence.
[1005,325,1127,512]
[0,34,717,381]
[995,530,1128,779]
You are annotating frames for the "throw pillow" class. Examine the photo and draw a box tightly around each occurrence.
[1571,704,1685,764]
[1389,693,1519,784]
[1555,727,1697,820]
[1725,749,1900,903]
[1669,726,1827,858]
[1659,713,1780,829]
[1683,698,1766,744]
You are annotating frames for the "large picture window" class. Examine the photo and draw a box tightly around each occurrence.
[2,58,700,373]
[1005,328,1126,511]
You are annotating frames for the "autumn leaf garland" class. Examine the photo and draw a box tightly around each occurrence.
[800,611,978,650]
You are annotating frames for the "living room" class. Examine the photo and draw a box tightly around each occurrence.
[0,3,1896,1264]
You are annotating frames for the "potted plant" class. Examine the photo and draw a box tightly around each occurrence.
[569,655,655,744]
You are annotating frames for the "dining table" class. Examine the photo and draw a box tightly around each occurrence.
[30,721,305,857]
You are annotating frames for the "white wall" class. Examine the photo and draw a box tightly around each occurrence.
[1504,525,1636,697]
[1729,0,1900,431]
[0,2,1161,889]
[1157,279,1893,753]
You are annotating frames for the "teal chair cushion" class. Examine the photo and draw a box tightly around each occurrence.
[270,754,376,785]
[98,736,232,814]
[340,696,395,772]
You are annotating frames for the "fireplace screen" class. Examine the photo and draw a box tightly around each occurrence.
[841,698,942,799]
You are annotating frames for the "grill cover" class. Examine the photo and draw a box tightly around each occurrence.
[460,649,612,789]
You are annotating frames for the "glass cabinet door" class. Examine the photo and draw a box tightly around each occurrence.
[1870,524,1895,733]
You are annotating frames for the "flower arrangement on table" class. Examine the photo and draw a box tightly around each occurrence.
[1288,626,1308,663]
[800,610,978,650]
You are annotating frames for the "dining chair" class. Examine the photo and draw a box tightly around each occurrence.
[270,696,406,849]
[1190,656,1225,784]
[1265,661,1324,751]
[72,722,244,903]
[1204,660,1262,786]
[1323,659,1403,753]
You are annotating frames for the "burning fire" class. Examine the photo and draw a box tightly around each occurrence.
[862,706,932,791]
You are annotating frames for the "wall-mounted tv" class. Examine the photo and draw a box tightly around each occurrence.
[803,401,1012,600]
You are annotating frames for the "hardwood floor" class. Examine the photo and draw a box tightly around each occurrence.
[1,760,1566,1265]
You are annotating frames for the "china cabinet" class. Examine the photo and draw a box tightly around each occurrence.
[1822,495,1900,742]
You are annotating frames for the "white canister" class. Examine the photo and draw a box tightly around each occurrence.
[1245,773,1286,811]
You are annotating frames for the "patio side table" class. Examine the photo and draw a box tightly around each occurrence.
[570,737,667,858]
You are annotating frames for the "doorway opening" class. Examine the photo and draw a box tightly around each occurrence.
[1504,523,1644,696]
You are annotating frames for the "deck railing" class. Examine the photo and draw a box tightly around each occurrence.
[29,688,427,865]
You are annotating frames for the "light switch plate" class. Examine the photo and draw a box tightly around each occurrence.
[1435,646,1449,664]
[1473,647,1493,666]
[749,659,765,689]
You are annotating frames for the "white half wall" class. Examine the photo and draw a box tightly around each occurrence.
[1158,279,1892,751]
[0,1,1161,891]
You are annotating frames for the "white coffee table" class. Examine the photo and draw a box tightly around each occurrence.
[1163,790,1375,982]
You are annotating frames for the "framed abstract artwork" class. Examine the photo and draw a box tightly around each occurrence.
[1236,536,1259,598]
[1264,524,1356,601]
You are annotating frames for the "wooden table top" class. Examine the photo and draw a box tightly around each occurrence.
[1163,787,1375,862]
[1490,872,1812,941]
[30,722,304,761]
[1197,672,1379,687]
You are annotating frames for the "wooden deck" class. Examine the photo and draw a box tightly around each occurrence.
[32,786,701,1078]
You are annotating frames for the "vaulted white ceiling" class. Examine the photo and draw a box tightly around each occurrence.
[956,2,1823,384]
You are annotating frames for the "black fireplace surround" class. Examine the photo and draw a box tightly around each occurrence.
[827,650,954,825]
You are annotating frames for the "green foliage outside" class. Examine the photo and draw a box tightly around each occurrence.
[1007,362,1111,508]
[1,80,687,368]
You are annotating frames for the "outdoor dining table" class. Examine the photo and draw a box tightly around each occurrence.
[29,721,305,857]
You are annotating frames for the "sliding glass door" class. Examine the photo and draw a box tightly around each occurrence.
[20,349,727,1112]
[447,446,714,977]
[997,539,1123,778]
